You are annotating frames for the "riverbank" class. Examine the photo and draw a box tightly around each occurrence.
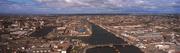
[83,23,143,53]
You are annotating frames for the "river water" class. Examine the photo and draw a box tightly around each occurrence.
[85,24,127,45]
[28,23,144,53]
[85,24,144,53]
[30,27,54,37]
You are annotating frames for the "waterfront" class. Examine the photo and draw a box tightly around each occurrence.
[86,45,143,53]
[0,15,179,53]
[30,27,54,37]
[85,24,127,45]
[28,23,144,53]
[85,24,143,53]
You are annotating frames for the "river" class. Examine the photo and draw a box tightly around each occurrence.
[28,23,144,53]
[30,27,54,37]
[85,24,144,53]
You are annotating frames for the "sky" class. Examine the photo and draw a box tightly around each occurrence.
[0,0,180,14]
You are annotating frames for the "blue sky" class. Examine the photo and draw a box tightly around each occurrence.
[0,0,180,14]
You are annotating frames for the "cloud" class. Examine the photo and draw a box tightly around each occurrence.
[1,0,179,8]
[32,0,180,9]
[0,0,180,14]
